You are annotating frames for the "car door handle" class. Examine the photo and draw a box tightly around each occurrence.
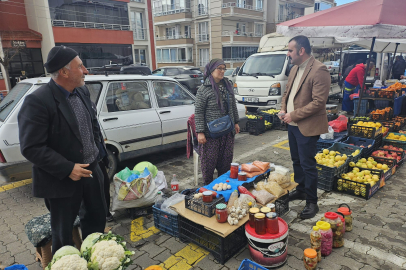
[159,111,171,114]
[103,117,118,122]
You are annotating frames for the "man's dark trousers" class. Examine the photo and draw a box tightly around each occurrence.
[288,125,319,203]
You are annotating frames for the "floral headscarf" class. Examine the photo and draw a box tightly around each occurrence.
[204,58,233,112]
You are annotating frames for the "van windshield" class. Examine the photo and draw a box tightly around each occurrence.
[240,54,286,76]
[0,83,33,122]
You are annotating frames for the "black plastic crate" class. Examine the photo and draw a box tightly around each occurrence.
[373,148,405,166]
[275,191,289,217]
[374,133,383,149]
[363,88,377,98]
[376,89,396,99]
[348,124,382,139]
[317,166,336,191]
[342,136,375,158]
[246,116,265,135]
[258,110,275,124]
[241,171,271,190]
[347,116,371,126]
[327,142,363,164]
[273,117,288,131]
[152,205,179,237]
[127,205,153,219]
[355,156,396,183]
[369,111,387,121]
[178,216,247,264]
[327,113,339,122]
[335,169,383,200]
[316,131,348,152]
[184,192,225,217]
[239,116,249,133]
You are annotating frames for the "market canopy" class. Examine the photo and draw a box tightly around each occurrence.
[277,0,406,39]
[335,38,406,53]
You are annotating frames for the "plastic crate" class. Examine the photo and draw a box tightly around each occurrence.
[275,191,290,217]
[373,148,405,166]
[342,136,375,158]
[273,117,288,131]
[347,116,371,126]
[348,124,382,139]
[363,88,377,98]
[184,192,225,217]
[376,90,395,99]
[239,116,249,132]
[127,205,153,219]
[316,131,348,153]
[152,205,179,237]
[327,113,339,122]
[247,116,265,135]
[374,100,391,109]
[374,133,383,149]
[394,95,405,116]
[383,132,406,151]
[328,142,363,163]
[379,121,395,132]
[258,110,275,124]
[238,259,268,270]
[335,169,383,200]
[353,99,369,116]
[316,165,337,191]
[369,111,387,121]
[178,216,247,264]
[355,156,396,183]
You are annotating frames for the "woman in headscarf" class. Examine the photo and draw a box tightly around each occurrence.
[195,59,240,185]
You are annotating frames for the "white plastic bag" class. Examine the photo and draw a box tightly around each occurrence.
[270,164,290,176]
[320,126,334,140]
[161,193,185,215]
[373,80,382,88]
[154,171,167,191]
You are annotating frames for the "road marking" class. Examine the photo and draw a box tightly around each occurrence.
[272,140,290,151]
[160,243,209,270]
[130,217,160,242]
[0,179,32,192]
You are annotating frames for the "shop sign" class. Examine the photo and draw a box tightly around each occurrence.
[12,40,26,48]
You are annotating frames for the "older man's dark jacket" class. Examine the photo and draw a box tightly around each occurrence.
[18,79,102,198]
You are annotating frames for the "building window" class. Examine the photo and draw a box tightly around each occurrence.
[134,49,147,64]
[222,46,258,61]
[198,22,209,42]
[236,23,246,35]
[156,47,192,63]
[153,0,191,16]
[131,11,146,40]
[237,0,246,8]
[315,1,332,12]
[184,25,191,38]
[197,0,208,15]
[199,48,209,67]
[254,24,263,37]
[278,4,285,21]
[256,0,263,10]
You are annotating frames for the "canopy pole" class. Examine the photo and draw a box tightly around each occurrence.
[356,37,376,117]
[389,43,400,79]
[338,45,343,84]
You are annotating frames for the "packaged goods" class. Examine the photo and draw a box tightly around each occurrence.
[310,226,322,262]
[254,213,266,235]
[252,161,271,171]
[321,212,344,248]
[268,171,291,189]
[303,248,318,270]
[266,212,279,234]
[266,181,285,197]
[228,191,239,209]
[241,164,261,172]
[252,190,275,205]
[234,194,256,211]
[337,203,353,232]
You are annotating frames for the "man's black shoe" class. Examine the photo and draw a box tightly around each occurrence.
[106,212,114,222]
[300,203,319,219]
[288,190,307,201]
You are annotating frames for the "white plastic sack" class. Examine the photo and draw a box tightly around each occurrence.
[270,164,290,176]
[161,193,185,216]
[373,80,382,88]
[154,171,167,191]
[320,126,334,140]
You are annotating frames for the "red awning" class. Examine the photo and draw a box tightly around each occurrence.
[1,29,42,41]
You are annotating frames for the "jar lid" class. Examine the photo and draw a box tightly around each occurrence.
[304,248,317,259]
[216,203,227,210]
[266,203,276,209]
[266,212,278,219]
[324,212,339,220]
[313,226,319,231]
[238,172,247,175]
[202,191,213,196]
[260,207,271,213]
[231,163,239,166]
[337,207,352,215]
[316,221,331,230]
[249,208,260,213]
[254,213,265,219]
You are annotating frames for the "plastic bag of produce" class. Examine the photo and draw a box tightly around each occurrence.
[268,171,291,189]
[252,190,275,205]
[252,161,270,171]
[320,126,335,140]
[234,194,256,210]
[265,181,285,197]
[329,115,348,133]
[241,164,261,172]
[254,181,266,191]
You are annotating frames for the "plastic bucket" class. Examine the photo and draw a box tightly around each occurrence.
[245,218,289,268]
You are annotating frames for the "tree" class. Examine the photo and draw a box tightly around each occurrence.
[0,31,27,90]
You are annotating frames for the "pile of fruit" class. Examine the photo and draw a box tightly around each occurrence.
[372,149,402,163]
[315,149,350,168]
[382,144,404,151]
[350,121,382,137]
[350,157,390,172]
[385,82,405,92]
[369,108,392,120]
[265,120,272,129]
[352,121,382,129]
[340,167,380,186]
[386,132,406,141]
[247,114,261,119]
[260,109,280,115]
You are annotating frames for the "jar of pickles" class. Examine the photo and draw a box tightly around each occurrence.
[337,203,353,232]
[254,213,266,235]
[322,212,344,248]
[316,221,332,256]
[249,208,260,228]
[303,248,318,270]
[310,226,321,262]
[335,212,346,236]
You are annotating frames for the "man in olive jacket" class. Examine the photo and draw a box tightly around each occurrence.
[279,36,330,219]
[18,46,106,253]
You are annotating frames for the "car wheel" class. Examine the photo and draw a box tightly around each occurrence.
[106,149,118,181]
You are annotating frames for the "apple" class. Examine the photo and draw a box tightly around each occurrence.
[383,145,389,149]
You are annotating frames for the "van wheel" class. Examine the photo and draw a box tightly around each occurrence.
[106,149,118,181]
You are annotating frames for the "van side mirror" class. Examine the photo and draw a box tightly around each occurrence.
[232,66,240,77]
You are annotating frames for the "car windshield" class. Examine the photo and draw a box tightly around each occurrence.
[0,83,33,122]
[240,54,286,76]
[224,69,234,76]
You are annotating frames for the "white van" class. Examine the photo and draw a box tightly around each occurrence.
[233,51,292,111]
[0,75,246,179]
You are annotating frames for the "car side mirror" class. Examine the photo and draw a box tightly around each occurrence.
[233,66,240,77]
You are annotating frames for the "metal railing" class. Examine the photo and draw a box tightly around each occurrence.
[197,7,208,16]
[130,0,145,2]
[221,31,262,37]
[52,20,130,30]
[157,59,192,63]
[153,8,191,17]
[156,35,192,40]
[197,34,209,42]
[133,28,147,40]
[222,2,263,11]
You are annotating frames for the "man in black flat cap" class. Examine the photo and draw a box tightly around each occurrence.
[18,46,106,254]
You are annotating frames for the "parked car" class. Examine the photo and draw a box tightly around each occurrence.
[89,64,152,75]
[0,75,246,179]
[224,68,237,84]
[323,61,339,74]
[152,66,204,95]
[120,64,152,75]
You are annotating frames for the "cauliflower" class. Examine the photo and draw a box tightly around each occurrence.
[90,240,125,270]
[50,254,87,270]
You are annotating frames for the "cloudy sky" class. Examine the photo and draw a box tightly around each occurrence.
[336,0,358,5]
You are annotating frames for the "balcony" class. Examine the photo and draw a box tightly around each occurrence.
[222,1,264,21]
[133,28,147,40]
[197,7,209,16]
[221,31,261,43]
[153,7,193,24]
[196,34,210,43]
[156,35,194,46]
[52,20,130,30]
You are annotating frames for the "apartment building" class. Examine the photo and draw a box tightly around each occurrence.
[0,0,155,90]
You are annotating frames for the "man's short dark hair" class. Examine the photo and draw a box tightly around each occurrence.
[366,59,375,65]
[289,35,312,55]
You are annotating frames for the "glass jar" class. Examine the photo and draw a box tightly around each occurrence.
[266,212,279,234]
[230,163,239,179]
[260,207,271,215]
[202,191,213,203]
[337,203,353,232]
[310,226,321,262]
[266,203,276,212]
[336,212,346,236]
[303,248,318,270]
[254,213,266,235]
[216,203,228,223]
[316,221,333,256]
[238,172,247,181]
[322,212,344,248]
[249,208,260,228]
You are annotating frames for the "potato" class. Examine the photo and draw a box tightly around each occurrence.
[217,187,222,191]
[227,185,231,190]
[222,186,228,191]
[213,184,219,190]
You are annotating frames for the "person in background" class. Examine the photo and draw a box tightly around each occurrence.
[342,59,375,113]
[392,56,406,80]
[342,59,363,85]
[194,59,240,185]
[279,35,330,219]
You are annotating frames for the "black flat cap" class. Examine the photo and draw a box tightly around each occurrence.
[44,46,78,73]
